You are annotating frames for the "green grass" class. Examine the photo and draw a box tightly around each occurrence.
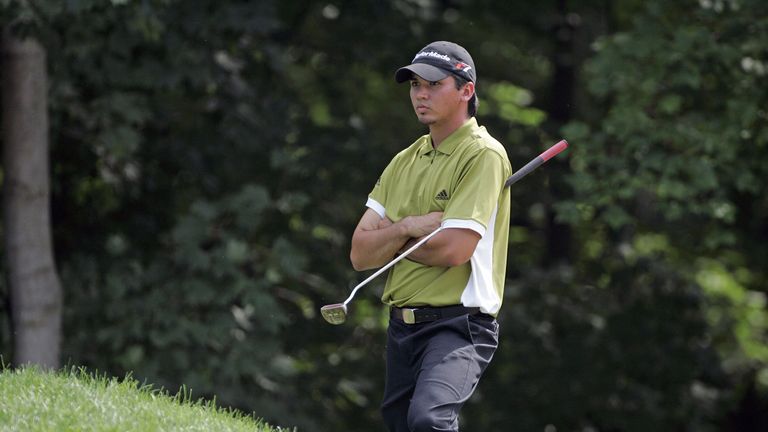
[0,366,293,432]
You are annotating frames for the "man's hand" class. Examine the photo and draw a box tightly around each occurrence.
[399,212,443,238]
[377,216,393,229]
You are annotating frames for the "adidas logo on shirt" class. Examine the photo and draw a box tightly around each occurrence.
[435,189,449,200]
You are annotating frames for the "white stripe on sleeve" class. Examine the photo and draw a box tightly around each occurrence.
[366,197,386,218]
[441,218,486,238]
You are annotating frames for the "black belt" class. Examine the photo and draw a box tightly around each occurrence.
[390,305,481,324]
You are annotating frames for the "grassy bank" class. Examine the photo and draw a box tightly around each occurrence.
[0,366,292,432]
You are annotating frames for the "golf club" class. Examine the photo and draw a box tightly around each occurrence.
[321,139,569,325]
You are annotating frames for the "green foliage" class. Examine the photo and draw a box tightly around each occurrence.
[560,0,768,236]
[555,0,768,427]
[0,366,290,432]
[482,82,547,126]
[697,259,768,384]
[61,183,310,425]
[470,256,723,431]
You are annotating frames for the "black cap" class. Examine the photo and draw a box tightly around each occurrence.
[395,41,476,84]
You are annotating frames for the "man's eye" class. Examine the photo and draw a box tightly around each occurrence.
[429,81,440,86]
[410,81,419,87]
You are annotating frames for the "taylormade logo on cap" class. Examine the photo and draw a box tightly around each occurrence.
[414,51,452,63]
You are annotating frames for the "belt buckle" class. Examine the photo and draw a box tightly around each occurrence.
[402,308,417,324]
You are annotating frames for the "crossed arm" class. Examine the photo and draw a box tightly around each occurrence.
[349,208,481,271]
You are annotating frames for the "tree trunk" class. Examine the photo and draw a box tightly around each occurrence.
[2,28,62,369]
[544,0,577,264]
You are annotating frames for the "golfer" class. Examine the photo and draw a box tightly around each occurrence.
[350,41,512,432]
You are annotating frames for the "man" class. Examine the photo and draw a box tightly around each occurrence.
[350,41,512,432]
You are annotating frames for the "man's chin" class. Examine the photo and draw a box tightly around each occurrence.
[416,114,435,125]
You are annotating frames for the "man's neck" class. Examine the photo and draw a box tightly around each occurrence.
[430,115,470,148]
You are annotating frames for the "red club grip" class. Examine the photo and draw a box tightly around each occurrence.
[540,140,568,162]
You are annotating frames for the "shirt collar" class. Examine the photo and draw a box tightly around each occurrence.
[417,117,478,157]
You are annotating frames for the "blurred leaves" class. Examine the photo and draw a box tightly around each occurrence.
[563,0,768,235]
[471,256,721,432]
[483,82,547,126]
[697,259,768,375]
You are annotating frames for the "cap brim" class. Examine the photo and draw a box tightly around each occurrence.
[395,64,450,83]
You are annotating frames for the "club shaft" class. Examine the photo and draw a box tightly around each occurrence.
[504,157,544,187]
[504,140,568,187]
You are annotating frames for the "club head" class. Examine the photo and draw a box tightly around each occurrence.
[320,303,348,325]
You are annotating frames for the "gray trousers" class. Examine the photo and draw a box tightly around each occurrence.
[381,313,499,432]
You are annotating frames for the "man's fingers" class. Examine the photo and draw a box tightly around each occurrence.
[378,216,393,229]
[400,212,444,238]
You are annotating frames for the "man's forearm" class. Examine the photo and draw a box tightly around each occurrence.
[350,223,411,271]
[402,228,480,268]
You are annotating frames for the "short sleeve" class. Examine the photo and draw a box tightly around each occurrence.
[443,150,509,235]
[367,159,396,218]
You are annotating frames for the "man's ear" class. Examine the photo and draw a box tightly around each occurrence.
[461,82,475,102]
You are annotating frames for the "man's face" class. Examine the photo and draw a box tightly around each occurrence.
[409,75,471,126]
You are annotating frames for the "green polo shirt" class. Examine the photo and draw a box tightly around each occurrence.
[367,118,512,316]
